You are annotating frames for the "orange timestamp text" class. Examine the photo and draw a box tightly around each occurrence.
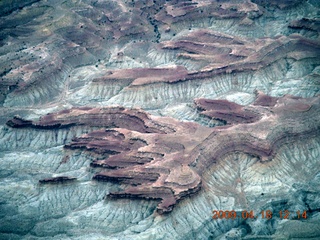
[212,210,307,220]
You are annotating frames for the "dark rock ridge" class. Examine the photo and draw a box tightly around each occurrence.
[289,18,320,32]
[39,176,76,184]
[6,107,175,134]
[194,98,261,124]
[6,93,320,214]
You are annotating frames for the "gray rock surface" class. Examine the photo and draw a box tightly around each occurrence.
[0,0,320,239]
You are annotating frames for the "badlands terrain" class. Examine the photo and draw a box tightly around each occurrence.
[0,0,320,239]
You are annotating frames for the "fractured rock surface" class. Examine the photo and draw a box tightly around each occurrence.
[1,0,320,239]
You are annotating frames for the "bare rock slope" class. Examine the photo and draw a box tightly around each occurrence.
[7,93,320,215]
[1,0,320,239]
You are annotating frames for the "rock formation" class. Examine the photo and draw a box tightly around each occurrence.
[39,176,76,184]
[7,93,320,214]
[1,0,320,239]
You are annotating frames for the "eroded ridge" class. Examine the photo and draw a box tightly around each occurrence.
[93,65,189,86]
[161,30,320,80]
[154,0,262,25]
[6,93,320,214]
[1,0,319,109]
[93,30,320,88]
[6,106,174,134]
[194,98,261,124]
[192,93,320,172]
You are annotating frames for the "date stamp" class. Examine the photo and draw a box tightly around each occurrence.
[212,210,307,220]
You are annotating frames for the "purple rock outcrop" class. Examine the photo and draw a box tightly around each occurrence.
[7,93,320,214]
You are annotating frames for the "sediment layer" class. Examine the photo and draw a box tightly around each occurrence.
[7,93,320,213]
